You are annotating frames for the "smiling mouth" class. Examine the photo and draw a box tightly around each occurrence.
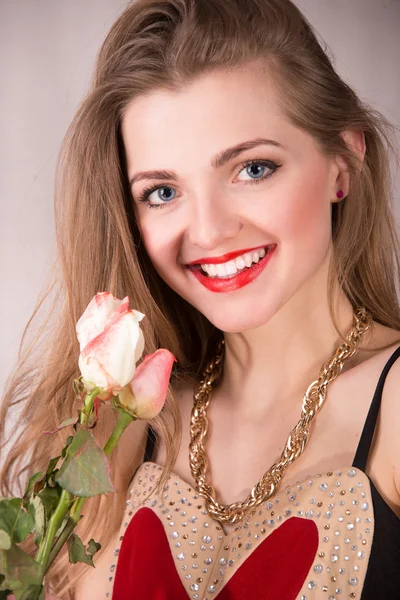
[187,245,273,279]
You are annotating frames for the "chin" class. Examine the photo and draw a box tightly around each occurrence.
[159,272,286,333]
[197,303,279,334]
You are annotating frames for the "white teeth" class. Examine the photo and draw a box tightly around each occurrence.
[235,256,246,270]
[216,263,228,277]
[200,246,270,277]
[243,253,253,268]
[226,260,238,275]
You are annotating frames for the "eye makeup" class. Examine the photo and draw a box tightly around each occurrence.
[134,158,282,209]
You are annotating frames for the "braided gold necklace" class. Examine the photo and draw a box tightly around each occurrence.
[189,307,372,525]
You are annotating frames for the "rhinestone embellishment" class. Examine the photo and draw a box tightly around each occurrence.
[104,462,374,599]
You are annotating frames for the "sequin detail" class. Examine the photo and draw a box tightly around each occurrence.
[104,463,374,599]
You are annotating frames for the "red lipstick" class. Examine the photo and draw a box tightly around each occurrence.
[188,244,277,293]
[186,245,269,266]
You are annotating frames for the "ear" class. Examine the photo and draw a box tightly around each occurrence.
[341,129,366,163]
[331,129,366,203]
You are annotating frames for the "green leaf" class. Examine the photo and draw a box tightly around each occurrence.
[44,417,78,435]
[45,456,61,478]
[55,429,115,497]
[46,471,59,488]
[21,456,61,512]
[87,538,101,556]
[67,533,101,567]
[0,531,10,551]
[0,499,34,544]
[61,435,74,459]
[0,543,43,597]
[22,472,45,510]
[37,486,62,522]
[28,497,45,547]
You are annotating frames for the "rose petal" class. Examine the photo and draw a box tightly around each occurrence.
[132,308,146,322]
[134,323,145,363]
[78,354,122,391]
[79,310,144,389]
[76,292,125,351]
[119,349,176,419]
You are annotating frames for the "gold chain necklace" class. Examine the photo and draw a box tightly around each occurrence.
[189,307,372,525]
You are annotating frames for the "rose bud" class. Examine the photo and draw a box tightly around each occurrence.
[118,349,176,419]
[76,292,145,393]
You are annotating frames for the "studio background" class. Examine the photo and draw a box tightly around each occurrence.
[1,0,399,394]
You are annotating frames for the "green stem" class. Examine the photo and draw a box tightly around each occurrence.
[45,496,86,572]
[46,516,75,571]
[104,409,136,456]
[35,489,72,570]
[79,388,100,427]
[37,406,134,572]
[70,496,86,523]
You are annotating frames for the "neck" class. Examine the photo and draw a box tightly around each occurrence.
[218,283,369,417]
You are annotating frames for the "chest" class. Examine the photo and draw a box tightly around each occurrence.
[155,358,397,533]
[107,346,400,599]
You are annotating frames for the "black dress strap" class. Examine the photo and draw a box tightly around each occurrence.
[143,426,157,463]
[352,344,400,471]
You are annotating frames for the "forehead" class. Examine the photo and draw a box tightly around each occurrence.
[121,64,320,171]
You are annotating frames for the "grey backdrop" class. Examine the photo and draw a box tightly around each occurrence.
[1,0,399,394]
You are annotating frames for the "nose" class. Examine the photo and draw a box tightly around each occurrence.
[186,189,242,250]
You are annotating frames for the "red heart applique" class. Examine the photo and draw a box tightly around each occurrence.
[112,507,319,599]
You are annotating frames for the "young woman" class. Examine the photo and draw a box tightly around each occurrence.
[2,0,400,598]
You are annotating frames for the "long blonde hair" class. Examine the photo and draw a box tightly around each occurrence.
[1,0,399,596]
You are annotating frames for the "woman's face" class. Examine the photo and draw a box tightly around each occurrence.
[121,64,342,333]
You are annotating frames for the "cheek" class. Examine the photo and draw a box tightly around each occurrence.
[137,211,181,278]
[271,171,332,254]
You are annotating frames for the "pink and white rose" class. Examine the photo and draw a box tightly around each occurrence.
[118,349,176,419]
[76,292,145,393]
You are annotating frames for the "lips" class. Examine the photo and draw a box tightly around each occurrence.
[188,244,276,293]
[186,244,272,267]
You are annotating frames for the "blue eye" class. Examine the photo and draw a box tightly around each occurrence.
[247,164,265,178]
[237,160,279,181]
[138,185,176,208]
[136,159,281,209]
[151,186,176,205]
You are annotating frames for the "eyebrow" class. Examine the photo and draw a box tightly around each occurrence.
[128,137,284,187]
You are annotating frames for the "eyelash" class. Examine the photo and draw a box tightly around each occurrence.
[136,159,282,209]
